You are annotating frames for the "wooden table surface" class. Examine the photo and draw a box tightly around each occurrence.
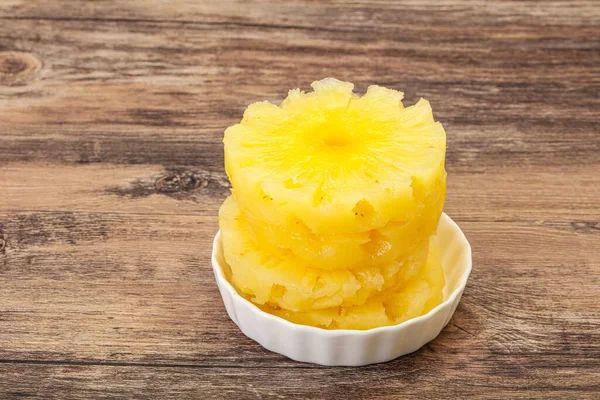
[1,1,599,398]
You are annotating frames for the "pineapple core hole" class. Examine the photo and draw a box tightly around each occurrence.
[323,131,351,147]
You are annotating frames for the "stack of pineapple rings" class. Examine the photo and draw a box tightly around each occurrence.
[219,78,447,330]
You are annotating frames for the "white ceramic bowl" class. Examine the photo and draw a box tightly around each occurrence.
[211,213,472,366]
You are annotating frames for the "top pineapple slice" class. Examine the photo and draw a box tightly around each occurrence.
[224,78,446,234]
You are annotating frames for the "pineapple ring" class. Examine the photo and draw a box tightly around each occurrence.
[219,196,432,312]
[240,169,444,270]
[224,78,446,234]
[254,242,445,330]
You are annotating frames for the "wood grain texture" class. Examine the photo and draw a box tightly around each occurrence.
[1,0,599,398]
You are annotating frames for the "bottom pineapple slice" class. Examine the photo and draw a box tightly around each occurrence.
[255,244,445,330]
[219,195,430,312]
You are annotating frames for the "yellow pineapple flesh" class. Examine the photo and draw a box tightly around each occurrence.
[224,78,446,235]
[241,172,444,270]
[255,242,445,330]
[219,195,431,312]
[219,78,447,330]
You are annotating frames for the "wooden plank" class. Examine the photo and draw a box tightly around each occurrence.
[0,199,598,366]
[2,163,599,221]
[0,362,598,400]
[0,4,598,169]
[2,0,598,26]
[0,163,230,215]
